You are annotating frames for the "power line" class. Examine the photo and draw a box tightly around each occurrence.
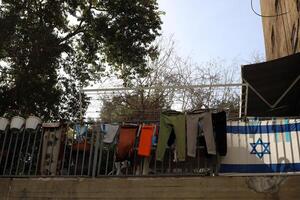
[251,0,288,18]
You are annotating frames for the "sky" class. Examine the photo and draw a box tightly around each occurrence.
[157,0,266,64]
[85,1,267,118]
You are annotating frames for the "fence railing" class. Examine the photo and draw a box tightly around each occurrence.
[0,122,217,177]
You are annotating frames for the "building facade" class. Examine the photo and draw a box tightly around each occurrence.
[260,0,300,60]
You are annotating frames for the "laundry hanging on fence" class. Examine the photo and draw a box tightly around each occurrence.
[186,112,216,157]
[212,111,227,156]
[220,119,300,175]
[138,125,156,157]
[102,124,119,144]
[156,111,186,161]
[116,124,139,162]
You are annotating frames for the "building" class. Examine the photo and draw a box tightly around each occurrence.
[260,0,300,60]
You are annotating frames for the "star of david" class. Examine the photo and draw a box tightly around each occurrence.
[250,138,270,159]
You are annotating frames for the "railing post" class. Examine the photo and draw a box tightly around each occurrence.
[92,123,101,177]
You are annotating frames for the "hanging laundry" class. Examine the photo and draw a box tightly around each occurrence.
[74,124,88,136]
[212,111,227,156]
[152,125,159,146]
[220,119,300,175]
[138,125,155,157]
[156,111,186,161]
[186,112,216,157]
[116,125,139,162]
[102,124,119,144]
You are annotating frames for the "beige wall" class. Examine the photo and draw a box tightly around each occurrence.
[260,0,300,61]
[0,176,299,199]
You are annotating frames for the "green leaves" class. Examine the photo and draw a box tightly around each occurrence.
[0,0,162,120]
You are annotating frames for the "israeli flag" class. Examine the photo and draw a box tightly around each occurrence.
[219,119,300,175]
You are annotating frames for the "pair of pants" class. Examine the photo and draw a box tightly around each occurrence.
[156,113,186,161]
[186,112,216,157]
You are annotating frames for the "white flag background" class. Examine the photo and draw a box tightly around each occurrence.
[220,119,300,175]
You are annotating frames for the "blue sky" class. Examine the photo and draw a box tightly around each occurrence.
[158,0,265,64]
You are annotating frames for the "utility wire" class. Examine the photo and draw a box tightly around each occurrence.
[251,0,288,17]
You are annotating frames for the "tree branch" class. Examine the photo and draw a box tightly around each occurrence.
[59,2,94,43]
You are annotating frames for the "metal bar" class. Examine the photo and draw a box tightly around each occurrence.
[79,88,83,122]
[95,124,103,177]
[96,140,103,176]
[87,125,95,176]
[154,147,157,174]
[105,149,109,175]
[132,127,140,175]
[161,151,164,175]
[9,131,20,175]
[286,121,295,170]
[67,129,75,175]
[74,130,81,175]
[168,148,171,173]
[60,128,69,175]
[295,119,300,173]
[3,133,13,175]
[48,128,57,176]
[0,130,8,174]
[244,83,249,116]
[82,83,246,93]
[80,126,88,176]
[125,161,128,176]
[15,129,26,175]
[34,127,44,176]
[110,147,116,176]
[21,130,33,175]
[92,127,101,177]
[28,128,39,175]
[280,120,287,166]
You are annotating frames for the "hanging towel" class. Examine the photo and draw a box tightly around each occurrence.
[116,125,138,162]
[138,125,155,157]
[103,124,119,144]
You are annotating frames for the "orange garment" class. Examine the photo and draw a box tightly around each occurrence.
[116,125,138,161]
[138,125,155,157]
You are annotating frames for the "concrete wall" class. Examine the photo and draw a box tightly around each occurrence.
[0,176,299,199]
[260,0,300,61]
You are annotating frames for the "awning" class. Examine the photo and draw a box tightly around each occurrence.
[242,53,300,117]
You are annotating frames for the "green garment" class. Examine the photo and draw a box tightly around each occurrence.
[156,112,186,161]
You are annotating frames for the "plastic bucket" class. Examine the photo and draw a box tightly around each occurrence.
[10,116,25,130]
[0,117,9,131]
[25,116,42,130]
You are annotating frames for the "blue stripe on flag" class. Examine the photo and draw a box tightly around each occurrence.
[226,123,300,134]
[220,163,300,173]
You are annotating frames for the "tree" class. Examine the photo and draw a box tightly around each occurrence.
[98,38,242,121]
[0,0,162,120]
[99,37,177,122]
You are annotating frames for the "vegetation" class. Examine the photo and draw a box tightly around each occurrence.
[0,0,162,120]
[99,38,242,122]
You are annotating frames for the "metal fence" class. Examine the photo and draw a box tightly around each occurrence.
[0,122,218,177]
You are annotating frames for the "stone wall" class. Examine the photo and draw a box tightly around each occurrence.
[0,176,299,199]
